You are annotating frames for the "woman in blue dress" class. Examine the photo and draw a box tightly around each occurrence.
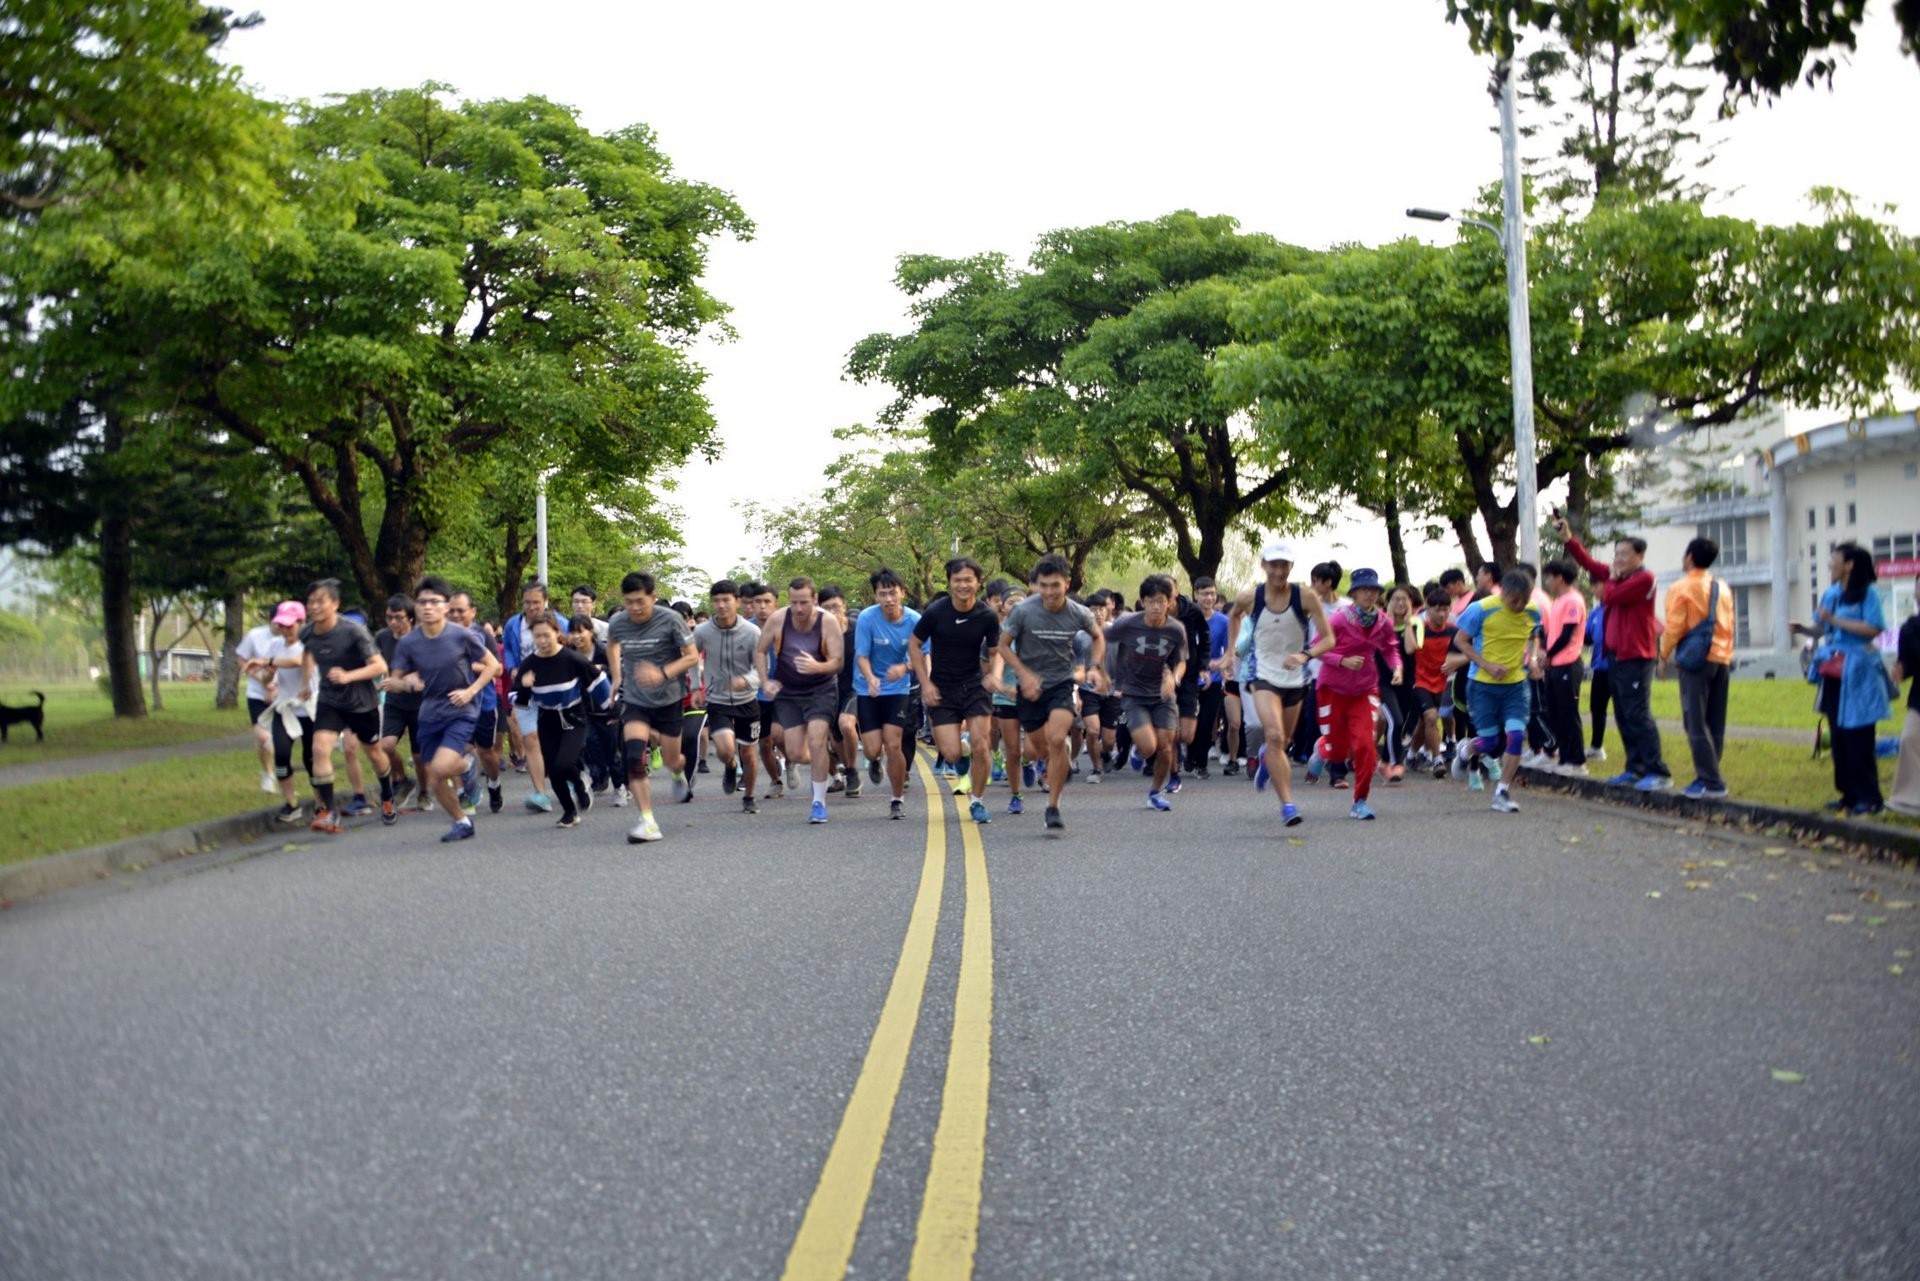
[1809,543,1890,815]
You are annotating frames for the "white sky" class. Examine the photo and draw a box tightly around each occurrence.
[227,0,1920,586]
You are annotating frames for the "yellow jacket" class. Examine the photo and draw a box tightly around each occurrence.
[1661,570,1735,665]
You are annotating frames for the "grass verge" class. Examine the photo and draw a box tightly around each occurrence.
[1646,677,1899,733]
[0,683,245,767]
[0,750,272,866]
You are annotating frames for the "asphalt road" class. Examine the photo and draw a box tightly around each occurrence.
[3,751,1918,1280]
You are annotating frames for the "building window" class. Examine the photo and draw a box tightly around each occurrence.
[1898,533,1917,559]
[1876,537,1894,559]
[1732,585,1752,648]
[1808,508,1817,530]
[1843,472,1857,489]
[1905,462,1918,480]
[1827,505,1836,527]
[1696,517,1748,566]
[1847,502,1857,525]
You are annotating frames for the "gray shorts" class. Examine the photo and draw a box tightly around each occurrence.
[1123,696,1178,735]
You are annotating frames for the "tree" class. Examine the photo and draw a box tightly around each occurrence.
[167,85,751,605]
[1445,1,1920,108]
[850,212,1319,584]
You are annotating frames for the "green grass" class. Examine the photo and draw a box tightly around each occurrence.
[0,682,246,766]
[1646,677,1900,734]
[0,749,275,866]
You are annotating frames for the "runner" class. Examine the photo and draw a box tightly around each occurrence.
[234,606,285,794]
[988,584,1027,812]
[241,600,316,824]
[854,567,923,821]
[692,580,764,815]
[501,581,569,813]
[1073,590,1113,785]
[446,590,508,814]
[571,585,611,642]
[910,557,1001,817]
[509,613,612,828]
[1000,555,1106,833]
[756,576,847,825]
[1184,576,1227,780]
[669,600,706,800]
[566,614,619,806]
[387,575,502,841]
[1541,560,1590,777]
[1451,569,1543,814]
[743,581,789,800]
[1230,542,1331,827]
[817,585,863,798]
[1304,569,1403,820]
[1104,576,1186,810]
[607,572,701,843]
[1413,588,1464,776]
[296,579,400,833]
[373,594,426,810]
[1380,584,1422,783]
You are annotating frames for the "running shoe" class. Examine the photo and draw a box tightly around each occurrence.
[524,791,552,813]
[577,785,594,813]
[461,795,477,817]
[969,798,990,824]
[671,774,691,803]
[341,795,373,817]
[1282,802,1302,827]
[868,758,883,787]
[1603,771,1641,788]
[990,754,1007,784]
[1469,765,1486,792]
[889,798,905,821]
[1253,748,1270,792]
[1222,760,1241,777]
[1147,790,1172,812]
[1348,801,1376,820]
[1043,806,1063,832]
[724,763,738,795]
[651,747,664,772]
[1166,772,1182,794]
[1634,775,1670,793]
[1008,795,1024,816]
[461,757,480,806]
[1433,759,1451,780]
[1681,780,1728,799]
[1304,753,1325,783]
[380,796,398,826]
[488,783,504,813]
[1022,762,1038,789]
[696,759,710,774]
[809,800,829,824]
[1085,770,1102,786]
[275,803,303,825]
[1331,776,1351,791]
[1129,750,1147,773]
[510,752,527,772]
[1450,743,1470,781]
[844,774,862,799]
[1385,764,1405,785]
[611,786,628,808]
[828,773,845,793]
[392,777,416,809]
[1851,802,1885,816]
[441,818,475,842]
[260,770,278,795]
[628,815,663,843]
[1490,790,1520,814]
[952,771,971,796]
[1588,747,1607,762]
[785,763,801,793]
[555,813,580,829]
[743,795,758,815]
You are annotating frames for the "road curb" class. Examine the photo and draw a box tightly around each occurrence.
[1518,767,1920,862]
[0,807,286,905]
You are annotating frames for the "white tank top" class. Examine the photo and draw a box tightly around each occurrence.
[1253,585,1310,688]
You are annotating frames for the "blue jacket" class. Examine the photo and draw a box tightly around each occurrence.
[502,611,570,673]
[1808,584,1890,730]
[1586,601,1608,673]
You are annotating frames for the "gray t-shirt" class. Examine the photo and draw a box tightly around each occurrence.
[299,618,381,714]
[693,617,762,708]
[608,608,695,708]
[1004,596,1097,691]
[1104,612,1188,701]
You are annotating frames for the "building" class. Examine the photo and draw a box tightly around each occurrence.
[1639,407,1918,660]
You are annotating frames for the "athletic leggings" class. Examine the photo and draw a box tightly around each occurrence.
[271,715,316,782]
[1315,690,1379,801]
[1588,667,1612,749]
[536,707,588,819]
[681,709,707,776]
[1379,685,1416,767]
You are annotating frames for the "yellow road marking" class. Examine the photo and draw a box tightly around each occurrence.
[781,751,949,1281]
[909,787,996,1281]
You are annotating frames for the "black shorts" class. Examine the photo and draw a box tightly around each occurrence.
[1414,688,1448,715]
[1101,693,1124,726]
[474,707,499,749]
[707,703,760,745]
[857,694,911,735]
[1017,680,1078,734]
[246,696,269,726]
[774,686,838,730]
[1176,683,1199,719]
[1249,680,1308,708]
[928,678,992,727]
[1223,679,1241,697]
[314,703,381,743]
[380,702,419,747]
[622,702,685,739]
[759,699,779,739]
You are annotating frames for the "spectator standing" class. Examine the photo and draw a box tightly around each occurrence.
[1659,538,1736,800]
[1539,561,1588,775]
[1890,569,1920,817]
[1811,544,1889,815]
[1558,516,1671,791]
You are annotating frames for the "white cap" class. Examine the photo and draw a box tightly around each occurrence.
[1260,541,1297,564]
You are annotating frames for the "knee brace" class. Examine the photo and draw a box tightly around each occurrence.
[1506,729,1526,757]
[311,770,335,786]
[624,739,651,780]
[1471,734,1501,758]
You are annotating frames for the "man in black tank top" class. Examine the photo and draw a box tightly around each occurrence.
[755,576,846,825]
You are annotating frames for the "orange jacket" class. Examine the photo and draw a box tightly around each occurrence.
[1660,570,1735,665]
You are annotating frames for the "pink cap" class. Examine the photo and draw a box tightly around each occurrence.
[272,600,307,626]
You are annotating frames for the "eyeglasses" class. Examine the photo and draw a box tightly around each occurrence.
[415,596,447,607]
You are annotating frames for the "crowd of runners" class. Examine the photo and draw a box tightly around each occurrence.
[230,519,1918,844]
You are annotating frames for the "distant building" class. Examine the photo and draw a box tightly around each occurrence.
[1638,407,1918,658]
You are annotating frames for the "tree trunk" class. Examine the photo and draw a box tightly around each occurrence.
[215,588,245,710]
[145,599,173,713]
[496,516,536,621]
[1383,497,1411,586]
[1450,514,1486,573]
[1483,498,1519,570]
[1564,455,1592,542]
[99,501,146,718]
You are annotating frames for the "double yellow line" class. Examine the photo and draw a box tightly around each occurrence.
[781,751,995,1281]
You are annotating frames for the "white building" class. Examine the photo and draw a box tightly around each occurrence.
[1639,408,1918,659]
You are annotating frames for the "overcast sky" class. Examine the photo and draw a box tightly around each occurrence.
[225,1,1920,585]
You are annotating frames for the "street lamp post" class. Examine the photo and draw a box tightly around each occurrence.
[1408,63,1541,569]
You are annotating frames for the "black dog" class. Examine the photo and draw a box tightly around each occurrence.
[0,691,45,743]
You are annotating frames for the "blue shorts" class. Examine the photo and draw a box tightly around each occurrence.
[416,714,479,763]
[1468,680,1532,735]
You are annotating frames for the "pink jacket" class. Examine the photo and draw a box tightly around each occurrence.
[1315,604,1403,698]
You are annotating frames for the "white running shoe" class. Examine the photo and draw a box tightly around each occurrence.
[612,786,628,808]
[671,774,690,803]
[785,763,801,792]
[627,814,663,843]
[260,770,279,795]
[1490,790,1520,814]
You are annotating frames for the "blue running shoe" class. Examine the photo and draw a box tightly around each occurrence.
[440,819,475,843]
[1348,801,1376,821]
[1129,750,1146,773]
[1253,748,1270,792]
[1604,771,1641,788]
[1022,762,1037,789]
[1008,795,1024,815]
[1282,802,1302,827]
[1305,753,1325,783]
[809,800,829,824]
[990,762,1007,784]
[1634,774,1670,793]
[1148,790,1172,811]
[341,795,373,817]
[1166,772,1182,794]
[969,798,990,824]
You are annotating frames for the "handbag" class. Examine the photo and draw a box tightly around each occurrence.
[1674,580,1721,674]
[1816,651,1846,681]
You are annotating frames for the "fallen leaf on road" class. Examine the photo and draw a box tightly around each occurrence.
[1770,1069,1805,1084]
[1737,893,1761,902]
[1706,859,1730,868]
[1646,891,1662,899]
[1593,824,1606,834]
[1287,838,1304,847]
[1528,1035,1551,1046]
[1762,847,1788,856]
[1684,881,1712,891]
[1888,901,1916,911]
[1826,914,1856,924]
[1891,965,1906,977]
[1563,835,1583,844]
[1866,917,1889,927]
[1895,949,1914,960]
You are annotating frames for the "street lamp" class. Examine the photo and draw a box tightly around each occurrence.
[1407,63,1541,569]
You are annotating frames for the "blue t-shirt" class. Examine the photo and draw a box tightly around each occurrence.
[1203,611,1229,687]
[391,623,492,724]
[855,604,922,697]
